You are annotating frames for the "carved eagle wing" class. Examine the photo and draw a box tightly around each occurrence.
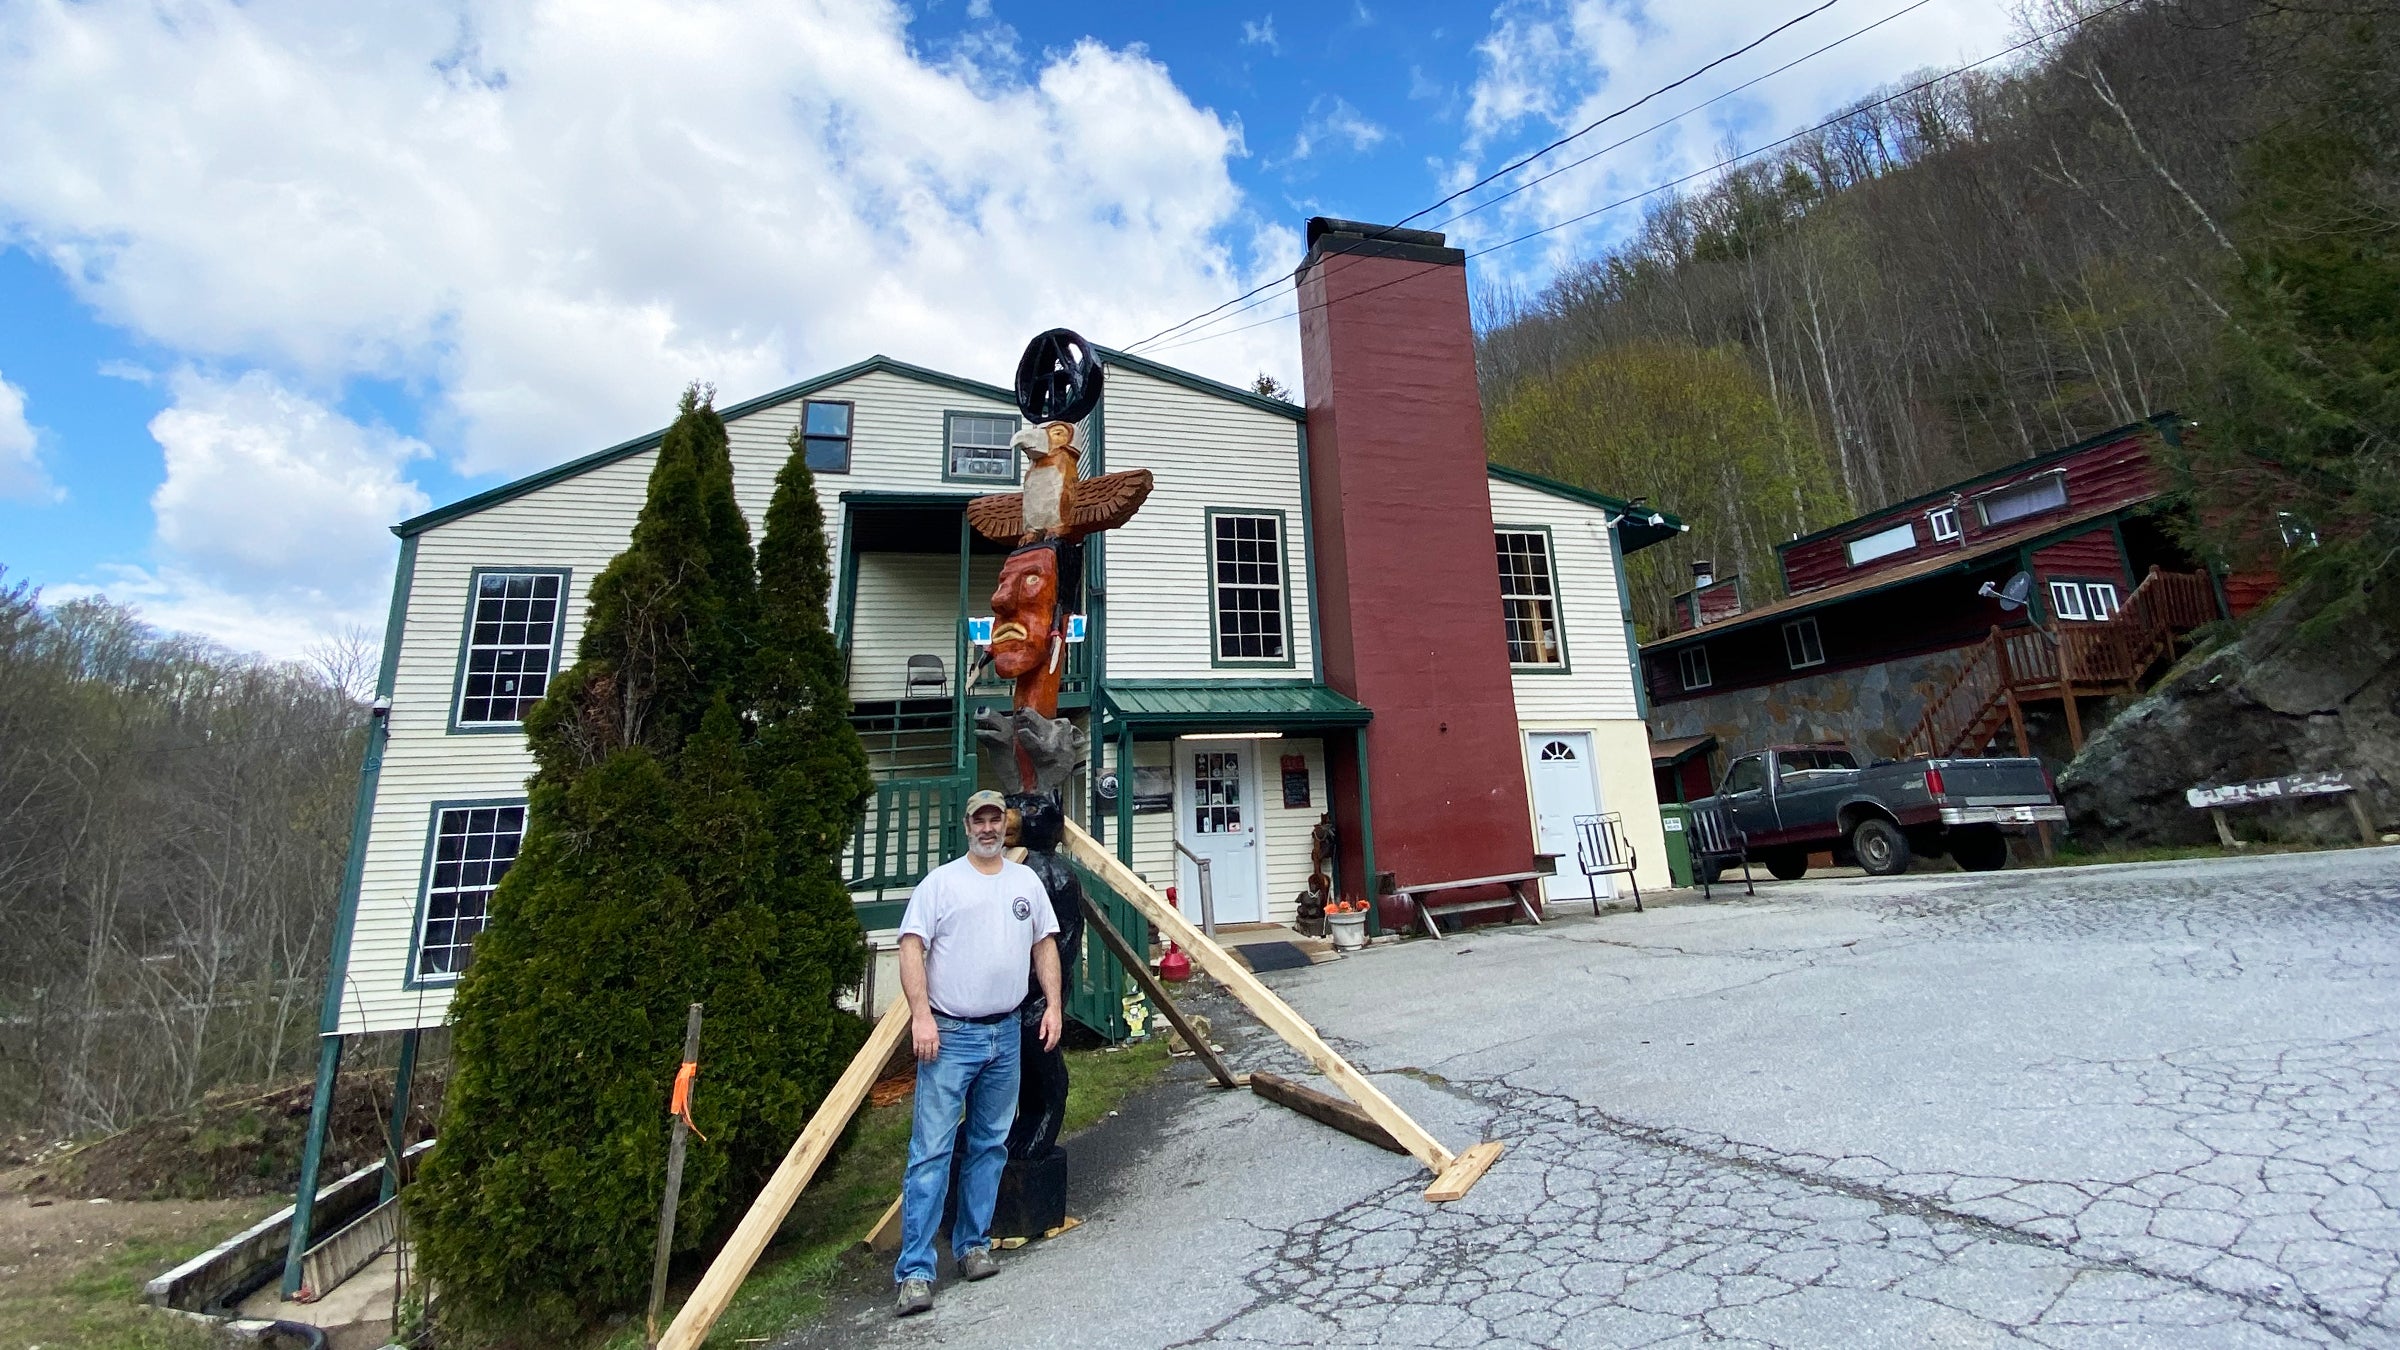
[1070,470,1154,536]
[965,492,1024,543]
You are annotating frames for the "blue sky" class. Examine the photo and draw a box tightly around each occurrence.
[0,0,2014,658]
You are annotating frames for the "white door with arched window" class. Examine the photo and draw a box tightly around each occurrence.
[1526,732,1603,903]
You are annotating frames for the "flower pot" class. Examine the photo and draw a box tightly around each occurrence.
[1327,909,1367,951]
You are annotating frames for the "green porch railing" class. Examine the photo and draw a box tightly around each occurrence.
[965,633,1093,704]
[846,774,971,896]
[1065,861,1152,1041]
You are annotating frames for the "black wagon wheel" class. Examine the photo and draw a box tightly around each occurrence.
[1015,328,1105,425]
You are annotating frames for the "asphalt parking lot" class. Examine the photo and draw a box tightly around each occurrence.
[796,847,2400,1349]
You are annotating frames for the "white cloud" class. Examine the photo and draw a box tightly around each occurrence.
[1452,0,2018,278]
[0,370,61,502]
[0,0,1297,483]
[1286,95,1389,164]
[1242,15,1279,54]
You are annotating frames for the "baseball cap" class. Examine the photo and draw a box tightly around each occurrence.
[965,790,1009,817]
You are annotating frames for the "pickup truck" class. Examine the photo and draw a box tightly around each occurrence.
[1693,744,2065,878]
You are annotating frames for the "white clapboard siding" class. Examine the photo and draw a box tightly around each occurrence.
[1099,364,1314,681]
[1124,737,1324,929]
[847,552,1002,701]
[1487,475,1641,723]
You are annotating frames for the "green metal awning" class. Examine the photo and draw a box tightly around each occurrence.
[1099,680,1371,736]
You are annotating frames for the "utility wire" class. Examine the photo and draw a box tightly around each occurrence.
[1140,0,2141,358]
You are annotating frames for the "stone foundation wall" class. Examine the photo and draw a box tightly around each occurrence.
[1647,648,1974,764]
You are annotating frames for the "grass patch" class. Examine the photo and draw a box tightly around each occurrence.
[597,1036,1172,1349]
[0,1203,270,1350]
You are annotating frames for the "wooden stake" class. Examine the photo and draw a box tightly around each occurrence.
[646,1004,704,1349]
[2345,791,2379,847]
[1064,820,1498,1201]
[657,997,911,1350]
[1250,1071,1403,1153]
[1079,894,1239,1090]
[2210,806,2239,848]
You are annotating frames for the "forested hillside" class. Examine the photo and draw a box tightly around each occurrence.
[0,570,367,1138]
[1480,0,2396,635]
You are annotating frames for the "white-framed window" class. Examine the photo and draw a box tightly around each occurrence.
[945,411,1019,482]
[1845,521,1917,566]
[1927,506,1962,542]
[1495,529,1566,667]
[2086,582,2121,620]
[801,399,852,473]
[1678,646,1712,691]
[1208,511,1289,664]
[1783,617,1825,669]
[1976,471,2068,527]
[2048,579,2090,620]
[455,570,566,728]
[415,802,525,981]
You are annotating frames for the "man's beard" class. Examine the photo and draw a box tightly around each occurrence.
[969,835,1005,859]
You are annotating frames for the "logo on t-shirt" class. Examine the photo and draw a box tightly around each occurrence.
[1013,897,1032,921]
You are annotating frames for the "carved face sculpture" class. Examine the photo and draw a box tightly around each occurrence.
[989,545,1060,680]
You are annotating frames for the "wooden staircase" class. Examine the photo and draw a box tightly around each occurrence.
[1901,568,2218,759]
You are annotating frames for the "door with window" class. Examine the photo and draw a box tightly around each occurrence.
[1177,741,1263,925]
[1720,753,1778,843]
[1526,733,1602,901]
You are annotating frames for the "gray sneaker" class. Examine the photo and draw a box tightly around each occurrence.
[894,1278,934,1317]
[958,1246,999,1281]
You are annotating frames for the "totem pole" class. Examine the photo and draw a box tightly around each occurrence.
[957,329,1152,1236]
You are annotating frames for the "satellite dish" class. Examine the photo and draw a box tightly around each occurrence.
[1014,328,1105,425]
[1977,570,2033,612]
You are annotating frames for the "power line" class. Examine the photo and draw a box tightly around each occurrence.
[1142,0,2142,358]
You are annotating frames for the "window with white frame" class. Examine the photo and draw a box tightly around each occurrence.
[416,803,524,980]
[1495,529,1566,667]
[1783,617,1825,669]
[1845,521,1917,566]
[801,399,852,473]
[456,570,564,727]
[1210,513,1287,662]
[2086,582,2121,620]
[1927,506,1962,542]
[1678,645,1712,691]
[1976,471,2068,527]
[2048,579,2091,620]
[946,411,1019,482]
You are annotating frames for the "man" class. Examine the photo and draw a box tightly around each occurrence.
[892,789,1062,1317]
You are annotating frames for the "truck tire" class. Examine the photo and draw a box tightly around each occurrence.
[1851,817,1912,876]
[1766,851,1808,881]
[1949,826,2009,872]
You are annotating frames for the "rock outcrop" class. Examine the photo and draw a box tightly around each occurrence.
[2060,585,2399,847]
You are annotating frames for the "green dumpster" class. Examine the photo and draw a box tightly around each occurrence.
[1658,803,1695,888]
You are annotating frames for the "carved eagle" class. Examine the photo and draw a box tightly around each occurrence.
[966,468,1155,544]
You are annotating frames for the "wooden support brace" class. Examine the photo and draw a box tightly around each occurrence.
[2346,791,2379,847]
[1064,820,1499,1202]
[1080,894,1240,1091]
[1251,1071,1403,1154]
[657,997,911,1350]
[2210,806,2239,848]
[863,1195,902,1254]
[1424,1142,1505,1203]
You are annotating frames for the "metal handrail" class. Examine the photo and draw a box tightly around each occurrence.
[1171,839,1218,937]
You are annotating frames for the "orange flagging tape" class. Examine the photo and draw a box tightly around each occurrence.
[670,1061,707,1140]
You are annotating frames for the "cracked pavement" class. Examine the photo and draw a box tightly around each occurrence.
[787,847,2400,1348]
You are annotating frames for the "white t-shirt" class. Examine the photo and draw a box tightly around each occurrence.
[898,856,1060,1020]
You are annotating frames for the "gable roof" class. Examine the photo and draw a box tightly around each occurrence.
[392,355,1015,538]
[1096,347,1306,421]
[1485,463,1687,553]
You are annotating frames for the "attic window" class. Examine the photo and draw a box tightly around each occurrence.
[802,400,852,474]
[946,411,1018,483]
[1976,471,2067,527]
[1845,522,1917,566]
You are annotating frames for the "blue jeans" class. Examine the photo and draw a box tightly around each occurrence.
[896,1014,1021,1285]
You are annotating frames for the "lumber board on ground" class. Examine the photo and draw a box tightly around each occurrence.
[1250,1071,1403,1154]
[1424,1142,1505,1203]
[657,997,911,1350]
[864,1195,902,1254]
[1063,820,1464,1178]
[1079,894,1240,1090]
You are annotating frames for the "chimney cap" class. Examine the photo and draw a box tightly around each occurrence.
[1305,217,1448,250]
[1296,217,1465,275]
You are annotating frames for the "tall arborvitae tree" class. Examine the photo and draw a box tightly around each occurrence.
[411,390,872,1339]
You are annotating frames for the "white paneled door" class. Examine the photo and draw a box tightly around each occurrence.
[1177,740,1263,925]
[1526,732,1603,903]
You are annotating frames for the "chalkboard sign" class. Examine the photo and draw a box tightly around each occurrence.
[1281,754,1310,808]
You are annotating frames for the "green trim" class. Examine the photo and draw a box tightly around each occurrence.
[1775,412,2180,556]
[445,566,573,736]
[1099,680,1370,735]
[394,356,1016,537]
[1486,462,1686,553]
[282,1035,345,1296]
[837,489,986,509]
[379,1028,418,1203]
[1607,520,1649,719]
[940,408,1023,487]
[1097,347,1306,421]
[1088,401,1110,832]
[954,511,971,772]
[1295,423,1324,685]
[316,537,418,1040]
[374,535,417,699]
[1203,507,1299,670]
[834,501,861,655]
[400,796,528,992]
[1115,723,1135,869]
[1354,730,1380,937]
[1496,522,1572,674]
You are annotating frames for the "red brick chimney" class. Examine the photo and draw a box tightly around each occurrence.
[1295,218,1536,917]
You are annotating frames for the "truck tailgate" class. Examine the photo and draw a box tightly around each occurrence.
[1931,758,2052,802]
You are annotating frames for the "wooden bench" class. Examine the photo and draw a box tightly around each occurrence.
[1391,858,1557,938]
[1573,812,1643,913]
[1687,801,1755,900]
[2188,770,2381,847]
